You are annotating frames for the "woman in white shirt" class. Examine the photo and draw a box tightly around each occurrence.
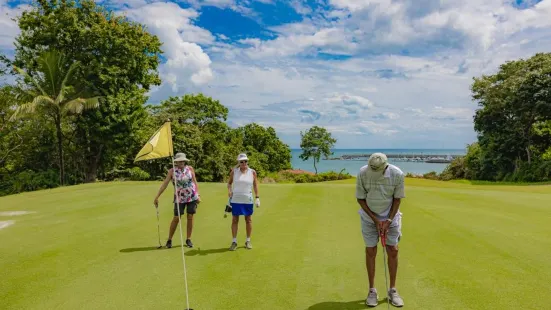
[227,153,260,251]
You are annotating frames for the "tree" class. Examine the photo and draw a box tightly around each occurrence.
[237,123,292,172]
[4,0,163,183]
[9,50,99,185]
[299,126,337,174]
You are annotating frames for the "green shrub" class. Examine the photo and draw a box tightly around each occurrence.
[422,171,440,180]
[105,167,151,181]
[10,169,59,194]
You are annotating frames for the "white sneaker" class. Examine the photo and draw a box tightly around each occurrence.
[388,288,404,307]
[366,288,378,307]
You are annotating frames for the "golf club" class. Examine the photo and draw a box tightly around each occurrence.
[381,230,390,310]
[155,205,162,249]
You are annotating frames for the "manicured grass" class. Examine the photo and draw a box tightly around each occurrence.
[1,179,550,309]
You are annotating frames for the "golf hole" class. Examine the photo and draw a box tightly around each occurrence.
[0,220,15,230]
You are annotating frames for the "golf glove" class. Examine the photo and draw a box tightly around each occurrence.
[255,198,260,207]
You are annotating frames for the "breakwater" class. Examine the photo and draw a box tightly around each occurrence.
[328,153,462,163]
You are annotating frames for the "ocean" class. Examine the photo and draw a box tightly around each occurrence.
[290,149,466,175]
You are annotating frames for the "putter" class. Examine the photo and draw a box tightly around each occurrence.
[381,230,390,310]
[155,205,162,249]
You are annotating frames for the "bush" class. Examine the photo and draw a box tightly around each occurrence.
[440,157,466,181]
[265,169,352,183]
[105,167,151,181]
[9,169,59,194]
[422,171,440,180]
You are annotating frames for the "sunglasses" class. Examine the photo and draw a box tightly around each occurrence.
[240,161,248,164]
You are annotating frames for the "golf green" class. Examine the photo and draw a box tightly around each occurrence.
[1,179,550,309]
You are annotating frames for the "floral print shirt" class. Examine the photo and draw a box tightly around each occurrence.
[173,166,198,203]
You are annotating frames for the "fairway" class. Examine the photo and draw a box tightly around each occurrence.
[1,179,550,310]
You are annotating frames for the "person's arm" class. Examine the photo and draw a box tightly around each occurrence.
[253,170,260,206]
[355,172,379,224]
[154,168,173,207]
[190,166,200,201]
[227,168,234,198]
[252,170,259,198]
[388,174,405,222]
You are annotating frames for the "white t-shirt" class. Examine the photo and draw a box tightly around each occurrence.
[355,164,405,224]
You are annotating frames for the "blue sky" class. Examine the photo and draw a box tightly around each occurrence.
[1,0,551,149]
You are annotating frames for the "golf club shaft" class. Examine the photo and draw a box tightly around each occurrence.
[381,232,390,309]
[156,207,161,247]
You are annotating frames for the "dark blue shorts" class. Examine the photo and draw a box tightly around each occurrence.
[231,203,254,216]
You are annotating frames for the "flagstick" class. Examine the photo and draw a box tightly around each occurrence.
[171,157,191,309]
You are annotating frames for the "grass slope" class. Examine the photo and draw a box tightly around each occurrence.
[1,178,550,309]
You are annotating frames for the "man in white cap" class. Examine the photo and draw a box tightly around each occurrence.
[356,152,405,307]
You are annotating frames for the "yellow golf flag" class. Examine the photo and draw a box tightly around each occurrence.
[134,121,174,162]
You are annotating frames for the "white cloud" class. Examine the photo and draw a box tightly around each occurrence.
[2,0,551,148]
[124,2,214,91]
[0,2,29,50]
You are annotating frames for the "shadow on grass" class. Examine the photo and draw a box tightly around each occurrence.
[307,299,377,310]
[119,246,164,253]
[184,247,230,256]
[119,246,232,255]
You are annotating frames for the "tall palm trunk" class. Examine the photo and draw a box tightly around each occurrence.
[55,113,64,185]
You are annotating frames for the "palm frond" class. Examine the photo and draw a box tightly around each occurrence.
[8,95,55,121]
[62,97,100,115]
[9,102,38,121]
[55,61,81,105]
[13,66,49,97]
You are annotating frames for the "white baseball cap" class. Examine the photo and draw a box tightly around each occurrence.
[368,152,388,171]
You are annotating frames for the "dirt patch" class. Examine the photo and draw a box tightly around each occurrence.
[0,211,36,216]
[0,221,15,230]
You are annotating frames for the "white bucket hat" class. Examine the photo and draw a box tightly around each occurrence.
[237,153,249,162]
[368,152,388,172]
[174,152,190,162]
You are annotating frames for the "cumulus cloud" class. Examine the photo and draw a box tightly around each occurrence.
[124,2,214,91]
[0,1,29,50]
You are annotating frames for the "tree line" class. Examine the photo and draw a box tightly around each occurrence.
[0,0,298,196]
[440,53,551,182]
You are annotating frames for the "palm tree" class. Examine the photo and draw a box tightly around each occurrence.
[9,50,100,185]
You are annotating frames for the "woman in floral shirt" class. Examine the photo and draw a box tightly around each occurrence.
[154,153,200,249]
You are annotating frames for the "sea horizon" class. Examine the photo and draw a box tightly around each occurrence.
[289,148,466,175]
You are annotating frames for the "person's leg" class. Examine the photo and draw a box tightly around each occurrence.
[366,246,377,288]
[361,218,380,307]
[244,214,252,249]
[167,203,184,247]
[168,216,180,240]
[230,215,239,250]
[185,201,198,240]
[186,214,194,239]
[245,215,252,239]
[385,218,404,307]
[232,215,239,239]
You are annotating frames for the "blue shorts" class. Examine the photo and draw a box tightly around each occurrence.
[231,203,254,216]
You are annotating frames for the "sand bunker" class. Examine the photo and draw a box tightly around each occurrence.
[0,211,36,216]
[0,220,15,230]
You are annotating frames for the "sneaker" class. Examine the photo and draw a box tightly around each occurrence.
[165,239,172,248]
[365,288,378,307]
[229,242,238,251]
[245,241,252,249]
[388,288,404,307]
[186,239,193,248]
